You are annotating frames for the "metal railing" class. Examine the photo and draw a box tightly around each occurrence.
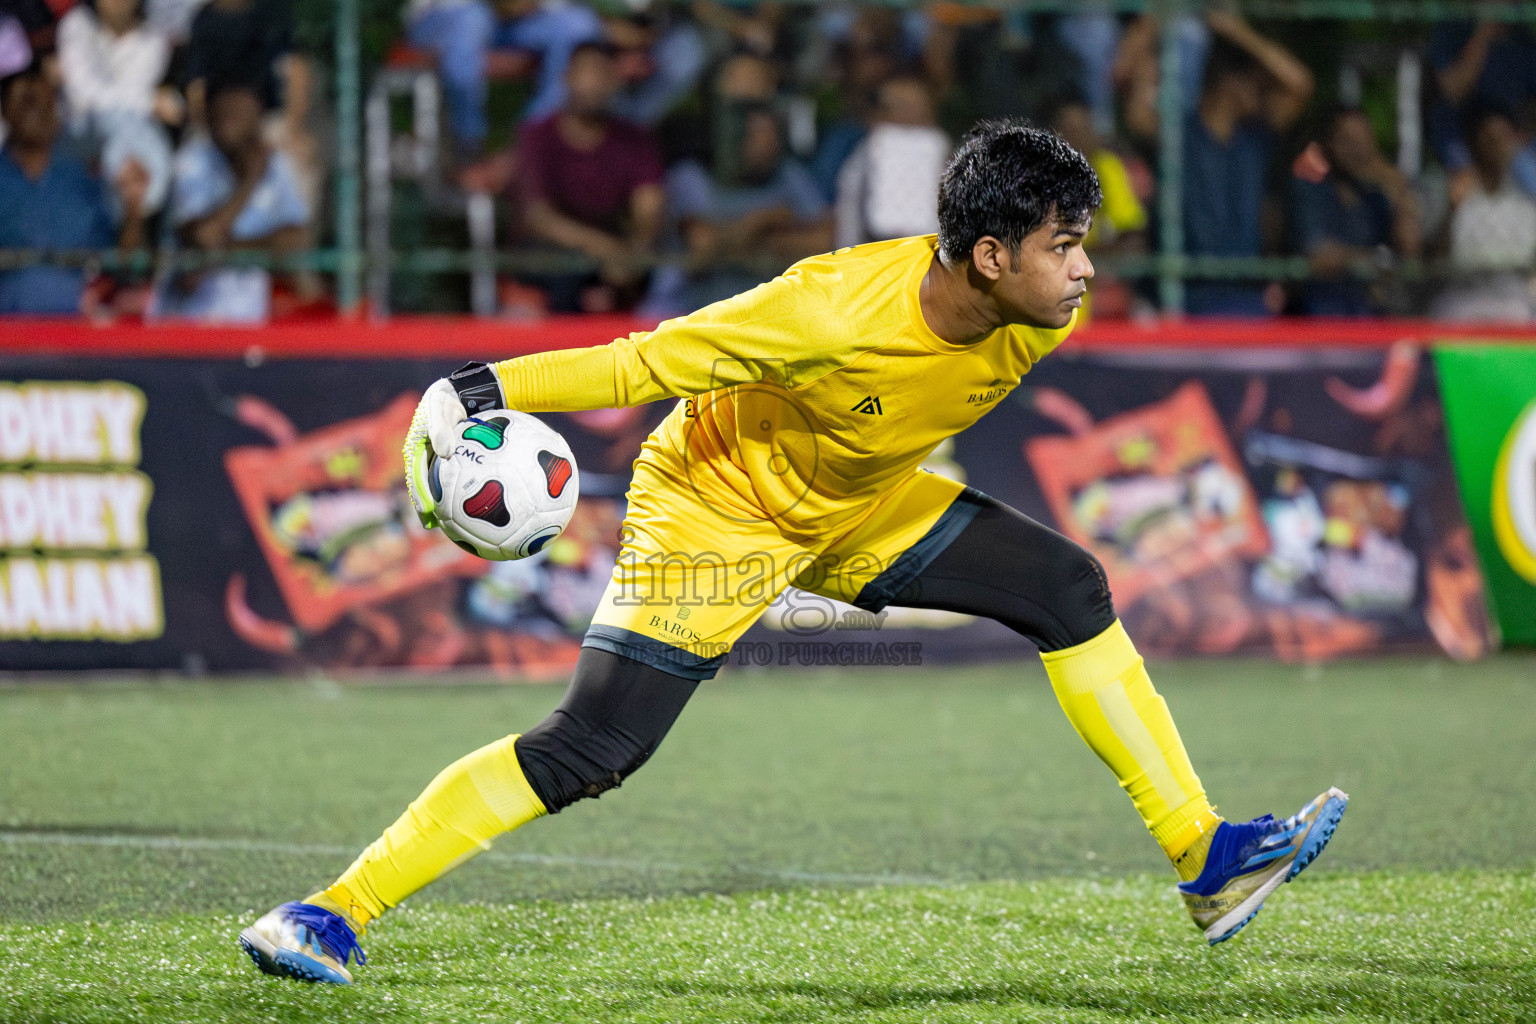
[7,0,1536,318]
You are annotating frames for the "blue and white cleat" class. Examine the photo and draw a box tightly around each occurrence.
[1179,787,1348,946]
[239,901,367,984]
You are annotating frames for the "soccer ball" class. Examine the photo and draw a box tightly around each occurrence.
[429,409,579,560]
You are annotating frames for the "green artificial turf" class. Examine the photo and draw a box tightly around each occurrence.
[3,872,1534,1023]
[2,655,1535,1022]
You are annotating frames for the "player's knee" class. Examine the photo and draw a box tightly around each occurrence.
[514,713,657,813]
[1039,537,1117,650]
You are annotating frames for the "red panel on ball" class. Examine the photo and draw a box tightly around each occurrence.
[463,480,511,527]
[538,451,572,498]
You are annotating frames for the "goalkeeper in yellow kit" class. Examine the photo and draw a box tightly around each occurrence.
[239,121,1346,983]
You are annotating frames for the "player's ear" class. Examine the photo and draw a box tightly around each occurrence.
[970,236,1007,282]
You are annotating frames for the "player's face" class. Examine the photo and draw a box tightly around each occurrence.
[993,219,1094,330]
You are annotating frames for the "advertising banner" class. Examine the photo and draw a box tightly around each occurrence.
[0,343,1490,673]
[987,345,1489,662]
[738,343,1489,666]
[0,358,667,674]
[0,381,161,644]
[1433,344,1536,646]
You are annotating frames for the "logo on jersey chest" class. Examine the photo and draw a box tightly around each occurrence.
[851,395,883,415]
[967,378,1011,405]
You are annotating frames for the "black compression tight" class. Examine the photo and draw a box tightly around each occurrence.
[514,646,699,813]
[887,494,1118,653]
[515,493,1116,812]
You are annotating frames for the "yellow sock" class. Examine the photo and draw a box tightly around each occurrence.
[306,734,547,927]
[1041,620,1221,879]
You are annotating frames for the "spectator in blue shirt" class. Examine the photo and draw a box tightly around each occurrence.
[1181,12,1312,317]
[0,63,147,315]
[406,0,604,161]
[154,81,309,323]
[604,8,707,129]
[1291,106,1422,316]
[645,101,831,316]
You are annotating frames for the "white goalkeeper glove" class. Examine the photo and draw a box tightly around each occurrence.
[404,361,507,529]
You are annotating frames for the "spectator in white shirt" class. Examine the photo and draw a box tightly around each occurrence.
[834,75,949,249]
[57,0,181,217]
[1433,105,1536,322]
[154,81,308,323]
[145,0,207,45]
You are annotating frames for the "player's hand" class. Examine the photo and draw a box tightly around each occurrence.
[403,380,457,529]
[403,363,508,529]
[421,377,469,458]
[403,432,439,529]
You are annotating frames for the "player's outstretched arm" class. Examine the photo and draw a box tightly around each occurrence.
[406,268,856,526]
[404,342,644,529]
[401,333,725,528]
[401,336,685,528]
[491,266,867,413]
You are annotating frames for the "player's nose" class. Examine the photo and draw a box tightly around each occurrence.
[1074,250,1095,281]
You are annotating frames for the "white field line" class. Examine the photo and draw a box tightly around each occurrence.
[0,829,947,888]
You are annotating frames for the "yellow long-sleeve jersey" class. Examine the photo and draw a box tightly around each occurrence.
[493,234,1074,536]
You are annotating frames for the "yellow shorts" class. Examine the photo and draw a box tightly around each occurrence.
[583,456,985,678]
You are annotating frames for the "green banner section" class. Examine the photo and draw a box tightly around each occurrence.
[1434,344,1536,646]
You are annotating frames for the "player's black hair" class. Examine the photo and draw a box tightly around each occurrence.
[936,119,1101,265]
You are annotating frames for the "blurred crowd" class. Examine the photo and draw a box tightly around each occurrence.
[0,0,318,320]
[2,0,1536,322]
